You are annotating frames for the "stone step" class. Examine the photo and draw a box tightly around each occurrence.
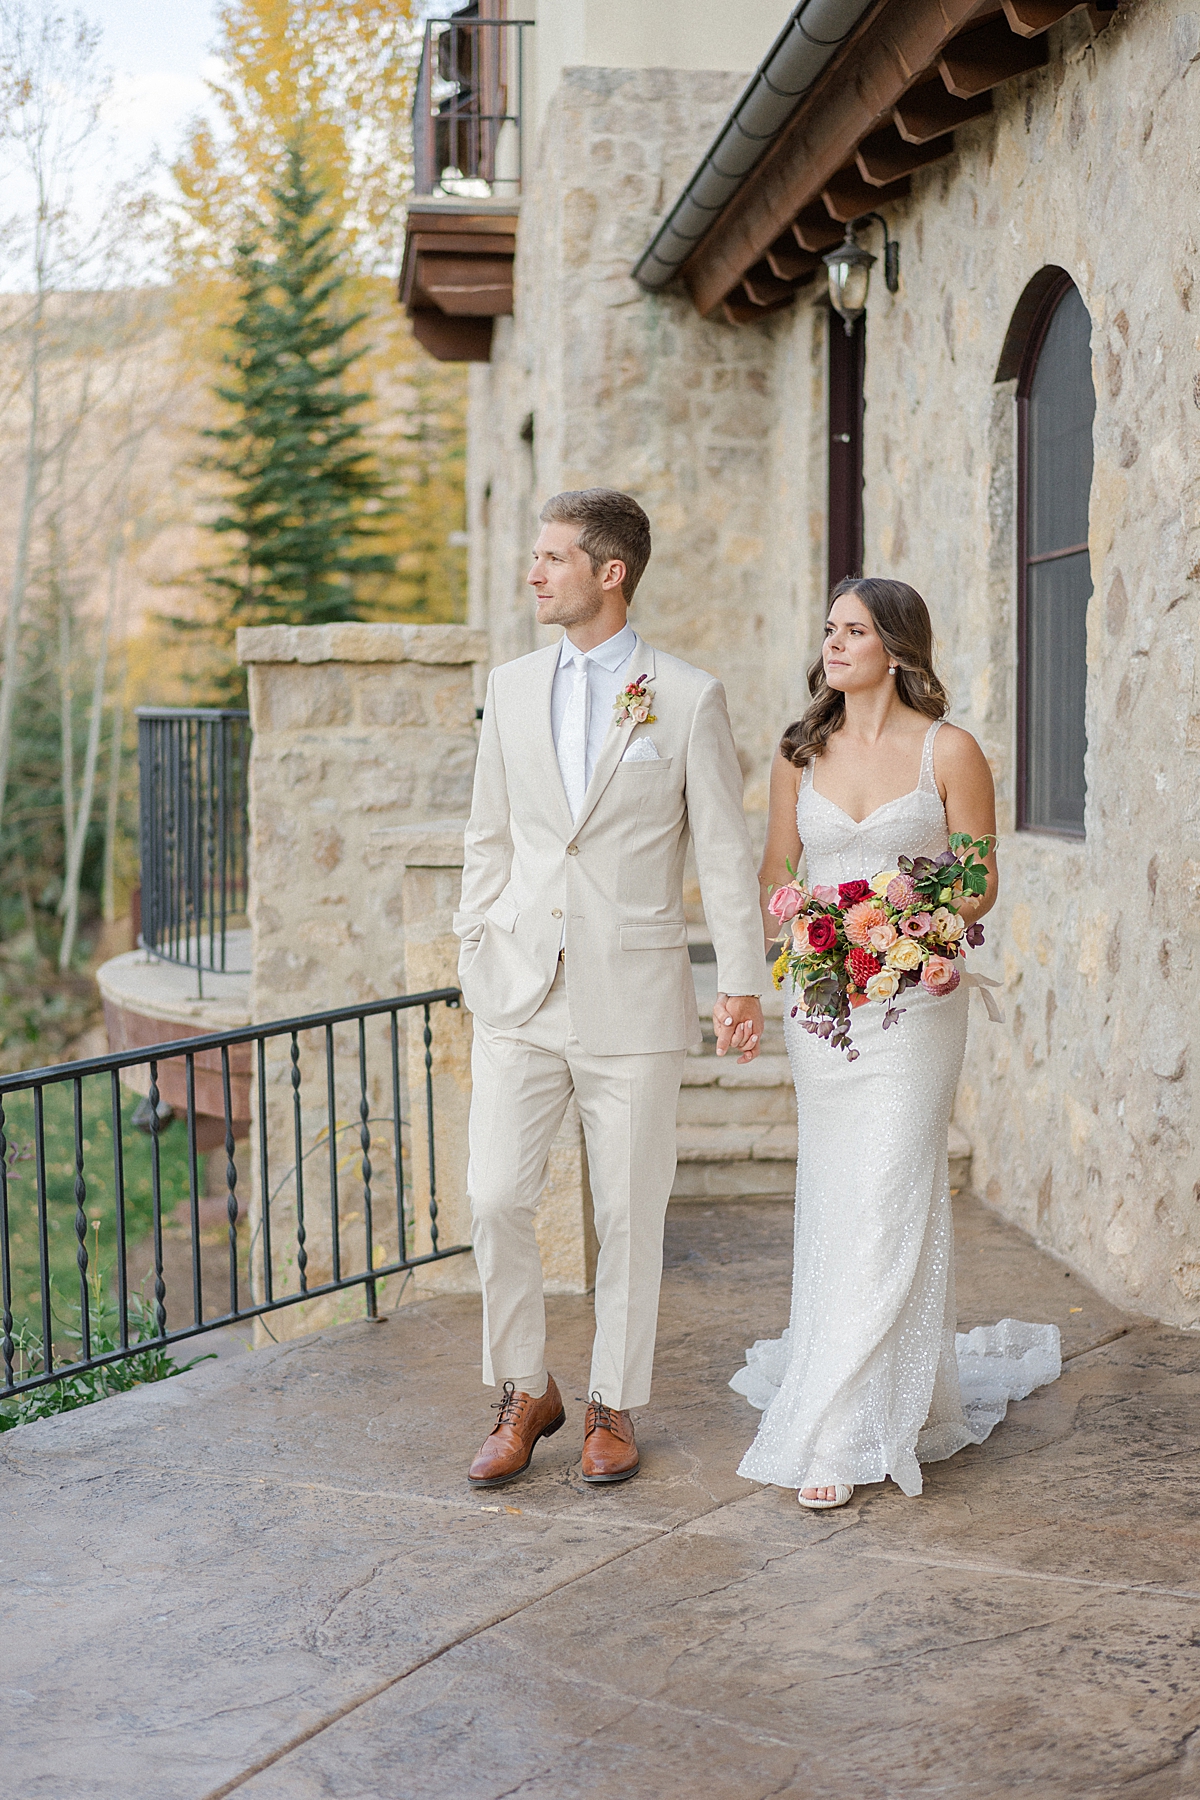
[672,1123,796,1201]
[671,1111,974,1204]
[678,1051,796,1127]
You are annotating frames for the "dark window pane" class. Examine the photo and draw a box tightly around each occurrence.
[1020,281,1094,837]
[828,312,864,590]
[1024,550,1089,833]
[1027,285,1095,557]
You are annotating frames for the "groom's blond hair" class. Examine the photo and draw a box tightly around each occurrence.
[539,488,652,602]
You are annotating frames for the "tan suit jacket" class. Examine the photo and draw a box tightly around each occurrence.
[453,635,763,1055]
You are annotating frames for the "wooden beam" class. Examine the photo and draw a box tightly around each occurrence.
[938,15,1049,98]
[855,122,954,185]
[822,167,911,222]
[721,285,799,326]
[892,76,992,144]
[741,260,799,306]
[409,310,494,362]
[413,253,513,317]
[679,0,982,317]
[1001,0,1081,36]
[765,233,819,282]
[791,204,845,254]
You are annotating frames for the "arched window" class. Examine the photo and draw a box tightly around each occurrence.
[1012,275,1095,836]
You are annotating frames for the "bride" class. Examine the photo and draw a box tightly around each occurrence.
[726,577,1060,1509]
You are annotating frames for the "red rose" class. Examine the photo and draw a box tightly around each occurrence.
[838,880,873,906]
[846,947,882,988]
[807,915,838,952]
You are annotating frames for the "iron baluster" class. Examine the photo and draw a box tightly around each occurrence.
[258,1037,274,1306]
[423,1004,438,1255]
[0,1094,14,1389]
[72,1078,90,1363]
[358,1017,375,1319]
[110,1070,129,1349]
[390,1010,406,1262]
[290,1032,308,1293]
[186,1054,203,1326]
[324,1024,337,1287]
[221,1046,239,1315]
[148,1061,167,1338]
[33,1088,52,1372]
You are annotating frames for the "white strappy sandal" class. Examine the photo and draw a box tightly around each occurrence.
[797,1482,854,1510]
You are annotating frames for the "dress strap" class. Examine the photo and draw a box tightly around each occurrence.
[800,756,813,789]
[918,721,944,795]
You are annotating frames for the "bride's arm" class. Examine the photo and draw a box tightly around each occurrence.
[936,726,999,923]
[758,750,804,949]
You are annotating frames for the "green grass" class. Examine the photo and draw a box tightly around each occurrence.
[1,1079,195,1339]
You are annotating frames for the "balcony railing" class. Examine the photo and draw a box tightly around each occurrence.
[137,708,250,980]
[412,9,533,197]
[0,989,469,1403]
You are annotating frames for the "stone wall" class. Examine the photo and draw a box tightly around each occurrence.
[473,5,1200,1325]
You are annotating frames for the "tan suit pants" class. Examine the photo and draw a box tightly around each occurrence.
[467,964,686,1410]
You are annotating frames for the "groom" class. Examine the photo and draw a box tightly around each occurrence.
[454,488,764,1487]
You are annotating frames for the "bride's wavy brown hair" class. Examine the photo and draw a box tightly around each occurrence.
[780,577,949,768]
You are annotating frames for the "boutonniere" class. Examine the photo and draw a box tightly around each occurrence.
[613,674,656,727]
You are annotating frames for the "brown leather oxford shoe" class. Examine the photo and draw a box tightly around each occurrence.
[468,1375,566,1487]
[580,1391,639,1484]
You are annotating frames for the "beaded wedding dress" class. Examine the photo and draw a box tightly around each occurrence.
[732,722,1060,1497]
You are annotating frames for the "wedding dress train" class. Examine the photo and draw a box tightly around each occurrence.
[732,722,1060,1497]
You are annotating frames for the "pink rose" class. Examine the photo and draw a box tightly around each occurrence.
[921,955,961,997]
[886,874,916,908]
[901,911,933,938]
[867,922,898,953]
[767,884,804,923]
[811,884,838,906]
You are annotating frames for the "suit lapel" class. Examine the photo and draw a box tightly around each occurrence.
[527,641,575,835]
[571,641,657,839]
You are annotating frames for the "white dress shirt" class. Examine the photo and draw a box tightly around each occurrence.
[550,620,639,807]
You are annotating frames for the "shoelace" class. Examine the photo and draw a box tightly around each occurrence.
[493,1380,528,1430]
[584,1390,622,1438]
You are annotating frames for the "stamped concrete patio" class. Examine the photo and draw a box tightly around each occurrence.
[4,1191,1200,1800]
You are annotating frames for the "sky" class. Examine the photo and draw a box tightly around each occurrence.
[88,0,224,192]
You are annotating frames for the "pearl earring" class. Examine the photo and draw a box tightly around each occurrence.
[889,664,898,674]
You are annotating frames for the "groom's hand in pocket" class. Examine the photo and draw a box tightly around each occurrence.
[714,994,763,1063]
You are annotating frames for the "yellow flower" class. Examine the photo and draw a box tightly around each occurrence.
[865,968,901,1001]
[885,938,922,971]
[870,868,901,896]
[772,950,789,990]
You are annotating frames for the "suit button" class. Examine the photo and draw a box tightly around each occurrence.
[551,908,562,919]
[566,844,579,856]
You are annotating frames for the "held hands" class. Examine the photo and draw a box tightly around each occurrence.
[714,993,763,1063]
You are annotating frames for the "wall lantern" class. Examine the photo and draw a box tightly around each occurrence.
[823,213,900,335]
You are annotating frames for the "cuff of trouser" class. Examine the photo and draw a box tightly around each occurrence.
[502,1370,548,1399]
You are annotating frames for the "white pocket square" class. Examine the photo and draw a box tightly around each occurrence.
[622,737,660,762]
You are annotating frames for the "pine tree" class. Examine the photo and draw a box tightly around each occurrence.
[205,136,395,636]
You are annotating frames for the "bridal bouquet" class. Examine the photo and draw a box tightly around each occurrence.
[768,834,992,1059]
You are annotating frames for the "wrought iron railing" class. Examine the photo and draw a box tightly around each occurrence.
[0,989,469,1401]
[137,707,250,978]
[412,8,532,197]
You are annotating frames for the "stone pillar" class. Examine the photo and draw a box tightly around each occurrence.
[381,820,598,1301]
[238,624,484,1337]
